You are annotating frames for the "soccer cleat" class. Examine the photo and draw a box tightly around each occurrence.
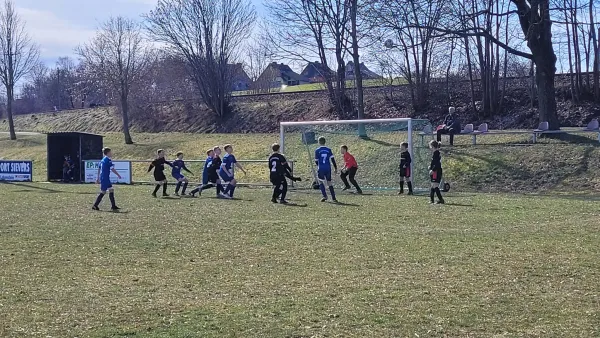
[398,190,404,195]
[280,200,289,205]
[152,193,157,198]
[342,186,350,191]
[320,197,328,202]
[92,205,100,211]
[332,199,339,203]
[407,192,414,196]
[162,193,170,197]
[271,198,278,204]
[436,200,445,205]
[356,190,363,195]
[219,193,232,200]
[111,206,121,211]
[174,192,180,197]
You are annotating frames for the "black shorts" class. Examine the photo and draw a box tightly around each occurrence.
[154,172,167,182]
[207,172,219,183]
[430,169,443,183]
[399,167,411,178]
[270,174,286,186]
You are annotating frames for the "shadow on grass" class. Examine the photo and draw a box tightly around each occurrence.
[1,182,97,195]
[331,201,361,207]
[443,202,474,207]
[361,137,397,148]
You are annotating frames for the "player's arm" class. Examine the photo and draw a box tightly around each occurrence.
[182,164,193,174]
[406,153,412,167]
[331,156,338,172]
[111,167,122,179]
[221,162,232,176]
[147,160,155,172]
[165,160,173,167]
[314,150,319,166]
[96,164,101,184]
[234,162,247,175]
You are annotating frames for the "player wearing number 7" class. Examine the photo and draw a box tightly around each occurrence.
[315,137,338,202]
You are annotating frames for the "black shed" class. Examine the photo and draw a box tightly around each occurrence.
[46,132,104,182]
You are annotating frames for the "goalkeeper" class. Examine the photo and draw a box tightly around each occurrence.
[268,143,301,204]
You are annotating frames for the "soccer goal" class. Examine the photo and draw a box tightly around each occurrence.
[279,118,432,191]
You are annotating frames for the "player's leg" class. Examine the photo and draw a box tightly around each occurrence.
[181,177,189,195]
[175,179,182,196]
[108,187,119,210]
[93,189,106,210]
[162,179,169,196]
[227,178,237,197]
[326,172,337,201]
[271,177,281,203]
[399,175,405,194]
[340,170,351,190]
[279,179,289,203]
[406,168,414,195]
[434,171,444,204]
[152,183,161,197]
[317,170,328,201]
[348,167,362,194]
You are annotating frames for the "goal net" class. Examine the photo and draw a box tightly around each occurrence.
[279,118,433,191]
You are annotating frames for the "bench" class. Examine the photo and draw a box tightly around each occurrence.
[419,120,600,145]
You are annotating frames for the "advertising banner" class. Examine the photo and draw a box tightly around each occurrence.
[84,160,132,184]
[0,160,33,182]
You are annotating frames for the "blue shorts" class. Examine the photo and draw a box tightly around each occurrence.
[219,171,234,182]
[318,169,332,181]
[172,173,185,180]
[100,181,113,192]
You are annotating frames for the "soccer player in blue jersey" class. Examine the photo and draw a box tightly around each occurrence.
[315,137,338,202]
[172,151,193,196]
[219,144,246,198]
[92,147,122,211]
[190,147,225,197]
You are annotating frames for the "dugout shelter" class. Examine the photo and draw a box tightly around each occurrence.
[46,132,104,182]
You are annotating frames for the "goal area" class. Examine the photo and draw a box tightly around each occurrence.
[279,118,432,191]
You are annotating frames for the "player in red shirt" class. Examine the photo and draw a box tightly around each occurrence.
[340,145,362,194]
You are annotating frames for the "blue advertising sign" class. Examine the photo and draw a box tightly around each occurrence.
[0,160,33,182]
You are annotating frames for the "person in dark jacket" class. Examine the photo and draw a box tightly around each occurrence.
[437,107,461,146]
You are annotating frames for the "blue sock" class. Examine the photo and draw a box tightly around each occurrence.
[175,181,182,193]
[94,193,104,207]
[329,186,336,200]
[319,184,327,198]
[182,182,188,194]
[229,185,236,197]
[216,184,223,195]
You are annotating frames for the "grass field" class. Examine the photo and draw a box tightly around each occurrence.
[1,183,599,337]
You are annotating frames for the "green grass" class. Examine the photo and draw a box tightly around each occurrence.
[0,183,599,337]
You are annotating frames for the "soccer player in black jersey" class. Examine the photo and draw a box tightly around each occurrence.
[148,149,173,198]
[399,142,413,195]
[428,140,445,204]
[268,143,301,204]
[190,146,226,198]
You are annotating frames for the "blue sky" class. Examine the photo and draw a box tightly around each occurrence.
[17,0,264,65]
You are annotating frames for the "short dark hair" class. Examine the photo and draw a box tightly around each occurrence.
[102,147,111,155]
[318,137,326,145]
[224,144,233,151]
[429,140,441,149]
[340,145,348,151]
[176,151,183,157]
[401,142,409,148]
[207,149,214,155]
[213,146,220,152]
[157,149,164,155]
[272,143,280,152]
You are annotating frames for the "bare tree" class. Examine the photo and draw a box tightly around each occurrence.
[77,17,155,144]
[146,0,256,119]
[244,41,273,94]
[0,0,39,140]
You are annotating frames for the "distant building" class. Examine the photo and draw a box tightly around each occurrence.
[256,62,310,89]
[229,63,252,91]
[301,61,333,83]
[346,61,382,80]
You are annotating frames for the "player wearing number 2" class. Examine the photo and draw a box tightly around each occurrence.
[268,143,301,204]
[315,137,338,202]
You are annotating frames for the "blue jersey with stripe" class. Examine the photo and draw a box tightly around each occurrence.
[100,156,113,182]
[202,156,212,183]
[315,146,334,172]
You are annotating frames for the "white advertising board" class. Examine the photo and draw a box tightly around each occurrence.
[84,160,132,184]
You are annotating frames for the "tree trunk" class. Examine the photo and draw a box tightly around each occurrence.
[535,57,559,129]
[350,0,366,137]
[120,95,133,144]
[7,86,16,140]
[464,37,477,114]
[590,2,599,100]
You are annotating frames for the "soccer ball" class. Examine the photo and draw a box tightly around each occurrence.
[384,39,395,49]
[443,182,451,192]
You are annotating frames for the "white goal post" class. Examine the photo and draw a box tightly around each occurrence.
[279,118,425,190]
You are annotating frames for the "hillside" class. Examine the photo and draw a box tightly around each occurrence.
[4,80,600,135]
